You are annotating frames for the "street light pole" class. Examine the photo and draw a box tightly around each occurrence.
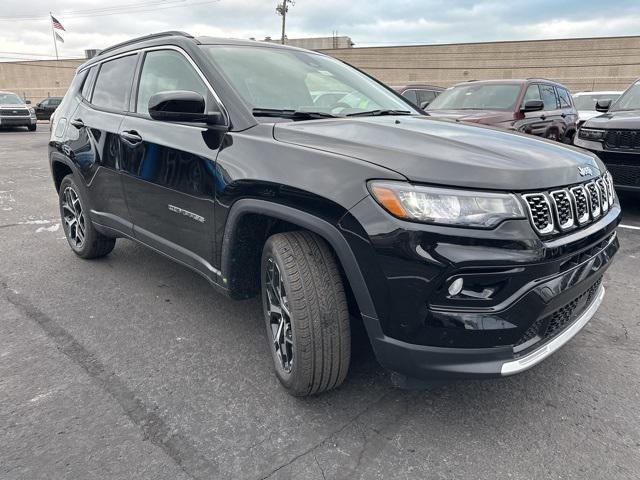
[277,0,294,45]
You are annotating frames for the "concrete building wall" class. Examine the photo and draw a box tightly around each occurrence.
[320,35,640,92]
[2,35,640,102]
[0,59,83,103]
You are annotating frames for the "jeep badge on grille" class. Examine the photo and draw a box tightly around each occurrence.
[578,166,594,177]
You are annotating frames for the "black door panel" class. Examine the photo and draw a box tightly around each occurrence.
[64,102,131,234]
[119,116,219,279]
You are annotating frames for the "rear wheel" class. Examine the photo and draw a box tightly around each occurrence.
[261,231,351,396]
[59,175,116,259]
[546,129,560,142]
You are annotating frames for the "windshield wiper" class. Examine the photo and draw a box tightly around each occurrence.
[252,108,338,120]
[346,109,413,117]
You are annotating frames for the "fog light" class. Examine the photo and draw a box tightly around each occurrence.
[448,278,464,296]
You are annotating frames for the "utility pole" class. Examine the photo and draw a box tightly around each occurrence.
[276,0,294,45]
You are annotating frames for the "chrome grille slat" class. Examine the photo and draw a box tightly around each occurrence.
[522,175,613,236]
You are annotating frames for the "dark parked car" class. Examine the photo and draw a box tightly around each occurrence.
[49,32,619,396]
[391,84,444,108]
[34,96,63,120]
[426,79,578,143]
[574,80,640,191]
[0,91,37,131]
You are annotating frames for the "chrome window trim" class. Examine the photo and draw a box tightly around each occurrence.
[569,185,590,225]
[522,193,555,235]
[78,44,229,125]
[549,189,575,231]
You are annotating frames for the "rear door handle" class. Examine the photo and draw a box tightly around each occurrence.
[70,118,84,129]
[561,113,567,118]
[539,115,546,120]
[121,130,142,144]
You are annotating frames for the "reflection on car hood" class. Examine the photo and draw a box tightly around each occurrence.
[583,109,640,129]
[577,110,602,122]
[0,103,28,109]
[425,109,513,124]
[273,116,603,191]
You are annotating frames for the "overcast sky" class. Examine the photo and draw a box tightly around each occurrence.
[1,0,640,60]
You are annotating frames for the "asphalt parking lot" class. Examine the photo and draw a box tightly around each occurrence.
[1,128,639,480]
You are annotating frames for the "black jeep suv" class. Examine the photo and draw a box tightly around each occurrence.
[574,79,640,191]
[49,32,620,396]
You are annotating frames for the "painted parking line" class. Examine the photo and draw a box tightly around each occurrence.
[620,224,640,231]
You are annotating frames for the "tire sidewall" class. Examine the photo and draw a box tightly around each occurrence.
[260,238,303,392]
[59,175,94,256]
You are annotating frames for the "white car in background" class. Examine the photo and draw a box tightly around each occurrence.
[572,91,622,128]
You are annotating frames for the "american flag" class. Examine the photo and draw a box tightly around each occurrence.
[51,15,65,31]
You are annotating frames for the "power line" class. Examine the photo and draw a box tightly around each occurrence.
[0,0,220,21]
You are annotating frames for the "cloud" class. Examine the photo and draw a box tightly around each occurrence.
[0,0,639,59]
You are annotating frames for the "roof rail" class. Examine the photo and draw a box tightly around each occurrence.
[526,77,556,82]
[96,31,194,57]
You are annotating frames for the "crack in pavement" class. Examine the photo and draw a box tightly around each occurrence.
[257,389,396,480]
[1,277,219,480]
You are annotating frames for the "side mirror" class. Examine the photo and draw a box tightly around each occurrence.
[148,90,224,125]
[420,101,430,110]
[25,100,31,104]
[595,99,612,112]
[521,100,544,113]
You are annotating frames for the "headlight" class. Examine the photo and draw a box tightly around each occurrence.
[578,128,606,141]
[368,181,525,228]
[28,107,35,115]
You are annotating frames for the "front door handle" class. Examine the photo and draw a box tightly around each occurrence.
[539,115,546,120]
[121,130,142,144]
[561,113,567,118]
[70,118,84,129]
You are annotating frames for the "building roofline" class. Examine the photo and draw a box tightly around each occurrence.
[320,34,640,51]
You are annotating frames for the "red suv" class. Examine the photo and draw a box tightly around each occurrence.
[425,79,578,143]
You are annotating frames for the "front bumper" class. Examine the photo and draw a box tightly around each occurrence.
[0,115,36,127]
[363,232,617,380]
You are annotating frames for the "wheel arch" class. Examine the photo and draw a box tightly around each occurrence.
[220,198,377,319]
[51,159,74,192]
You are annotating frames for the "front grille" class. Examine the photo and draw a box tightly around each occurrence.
[522,174,612,236]
[604,129,640,150]
[0,108,29,116]
[515,277,602,348]
[607,163,640,188]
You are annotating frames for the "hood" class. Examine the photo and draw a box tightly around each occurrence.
[583,109,640,129]
[425,109,514,125]
[273,116,604,191]
[0,103,28,109]
[577,110,602,122]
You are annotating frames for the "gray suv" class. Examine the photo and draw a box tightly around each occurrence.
[0,91,37,131]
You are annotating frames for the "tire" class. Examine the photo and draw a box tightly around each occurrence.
[28,124,36,131]
[59,174,116,259]
[261,231,351,396]
[546,130,560,142]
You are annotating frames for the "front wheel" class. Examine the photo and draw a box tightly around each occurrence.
[261,231,351,396]
[28,124,36,131]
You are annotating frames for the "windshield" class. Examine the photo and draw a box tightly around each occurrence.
[611,83,640,111]
[0,92,24,104]
[573,93,621,111]
[426,83,522,111]
[201,45,417,117]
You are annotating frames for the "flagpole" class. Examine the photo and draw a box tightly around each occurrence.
[50,12,59,61]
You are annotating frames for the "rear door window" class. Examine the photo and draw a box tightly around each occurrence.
[556,87,572,109]
[539,84,559,110]
[401,89,418,104]
[91,54,137,111]
[416,89,437,105]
